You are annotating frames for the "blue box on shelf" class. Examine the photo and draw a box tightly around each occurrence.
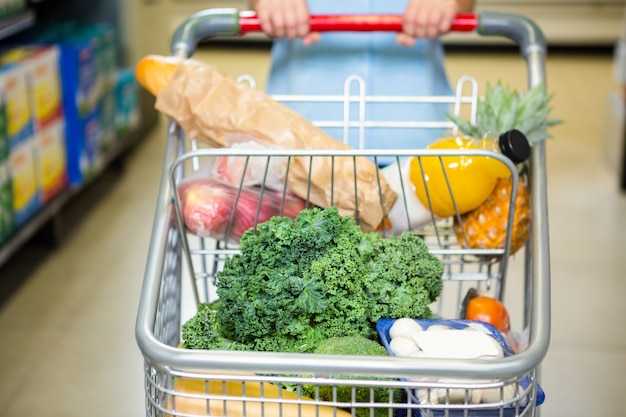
[55,31,102,185]
[376,318,545,417]
[70,22,118,153]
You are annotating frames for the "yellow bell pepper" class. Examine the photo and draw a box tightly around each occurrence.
[409,136,510,218]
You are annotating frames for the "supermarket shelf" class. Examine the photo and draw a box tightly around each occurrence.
[0,122,154,268]
[0,179,73,268]
[0,9,35,42]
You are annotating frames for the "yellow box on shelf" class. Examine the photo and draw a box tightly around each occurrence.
[2,45,68,205]
[8,137,37,224]
[34,118,66,202]
[0,59,40,227]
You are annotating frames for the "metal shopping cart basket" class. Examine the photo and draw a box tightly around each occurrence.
[136,9,551,417]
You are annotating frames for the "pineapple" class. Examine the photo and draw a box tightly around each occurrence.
[447,81,560,255]
[455,175,530,254]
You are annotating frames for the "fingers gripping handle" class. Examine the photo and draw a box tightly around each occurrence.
[170,9,546,72]
[170,9,479,57]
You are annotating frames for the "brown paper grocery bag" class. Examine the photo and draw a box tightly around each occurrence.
[155,59,396,231]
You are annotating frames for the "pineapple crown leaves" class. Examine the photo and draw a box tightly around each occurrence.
[447,80,563,145]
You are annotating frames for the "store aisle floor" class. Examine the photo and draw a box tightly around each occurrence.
[0,47,625,417]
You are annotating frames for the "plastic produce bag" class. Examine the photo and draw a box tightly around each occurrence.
[380,157,438,235]
[215,137,289,191]
[178,167,307,242]
[153,58,396,231]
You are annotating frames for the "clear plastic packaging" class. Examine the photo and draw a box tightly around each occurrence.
[381,158,436,235]
[178,161,307,242]
[377,318,545,417]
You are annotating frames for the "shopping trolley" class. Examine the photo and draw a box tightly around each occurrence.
[136,9,551,417]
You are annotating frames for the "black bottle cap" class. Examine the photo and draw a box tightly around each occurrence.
[498,129,531,164]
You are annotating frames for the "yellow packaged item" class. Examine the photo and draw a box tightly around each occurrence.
[34,119,67,202]
[1,62,41,225]
[8,137,40,225]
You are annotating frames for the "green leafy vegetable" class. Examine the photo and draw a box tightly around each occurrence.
[214,206,444,353]
[181,302,249,351]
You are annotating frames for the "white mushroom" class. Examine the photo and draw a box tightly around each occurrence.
[389,318,424,339]
[389,335,421,357]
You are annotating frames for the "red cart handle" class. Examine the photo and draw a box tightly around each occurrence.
[238,12,478,34]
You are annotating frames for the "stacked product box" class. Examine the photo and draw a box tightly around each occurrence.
[3,45,68,204]
[29,46,67,202]
[6,21,140,189]
[70,24,140,153]
[41,24,102,186]
[0,20,141,243]
[0,57,40,227]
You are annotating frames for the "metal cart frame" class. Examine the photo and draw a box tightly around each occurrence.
[136,9,551,417]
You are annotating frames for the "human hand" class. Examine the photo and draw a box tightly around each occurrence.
[397,0,460,46]
[250,0,320,45]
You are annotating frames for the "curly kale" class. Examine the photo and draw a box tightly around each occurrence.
[181,303,250,350]
[214,207,444,353]
[362,232,444,321]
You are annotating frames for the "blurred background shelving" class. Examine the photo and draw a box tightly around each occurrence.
[0,0,159,268]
